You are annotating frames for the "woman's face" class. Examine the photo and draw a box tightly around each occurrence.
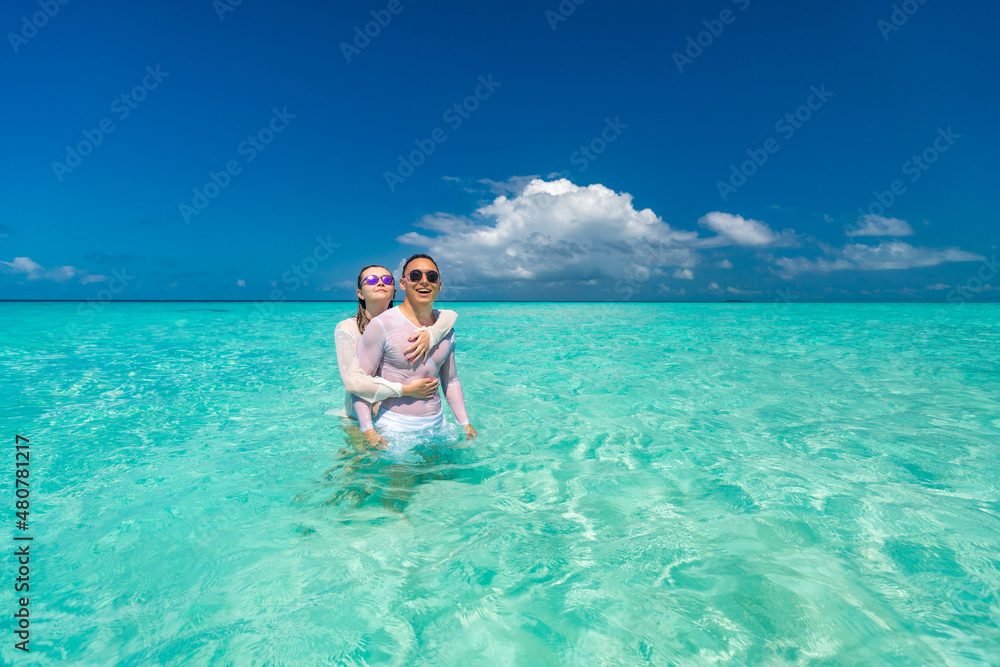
[357,267,395,307]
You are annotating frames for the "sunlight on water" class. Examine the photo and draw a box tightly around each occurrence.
[1,302,998,664]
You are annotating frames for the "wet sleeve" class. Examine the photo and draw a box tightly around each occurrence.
[354,319,388,432]
[425,309,458,349]
[353,395,374,433]
[334,323,402,403]
[439,336,470,426]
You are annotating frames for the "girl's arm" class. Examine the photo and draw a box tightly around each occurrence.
[353,321,389,446]
[334,322,402,402]
[404,309,458,364]
[427,309,458,347]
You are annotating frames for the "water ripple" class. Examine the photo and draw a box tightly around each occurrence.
[1,302,998,664]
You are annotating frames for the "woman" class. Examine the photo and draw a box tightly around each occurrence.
[334,264,457,436]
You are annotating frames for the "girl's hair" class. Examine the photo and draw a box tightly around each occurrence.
[355,265,393,335]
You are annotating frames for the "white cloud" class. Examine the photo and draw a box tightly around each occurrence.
[1,257,44,278]
[843,242,982,270]
[477,175,541,197]
[773,242,983,276]
[400,179,807,297]
[237,279,246,287]
[395,177,985,297]
[0,256,84,282]
[398,178,702,286]
[773,256,854,275]
[925,284,949,290]
[698,211,797,248]
[80,274,108,284]
[847,215,914,237]
[47,266,80,282]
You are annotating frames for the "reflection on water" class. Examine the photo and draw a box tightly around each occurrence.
[294,420,480,514]
[4,302,1000,665]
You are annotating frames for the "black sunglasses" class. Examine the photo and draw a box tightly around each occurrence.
[406,269,439,283]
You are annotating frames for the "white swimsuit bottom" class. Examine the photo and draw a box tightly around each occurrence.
[374,408,445,433]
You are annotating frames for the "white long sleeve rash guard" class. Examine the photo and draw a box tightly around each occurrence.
[352,307,469,432]
[334,309,457,420]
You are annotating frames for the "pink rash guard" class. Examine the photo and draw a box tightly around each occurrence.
[353,307,470,432]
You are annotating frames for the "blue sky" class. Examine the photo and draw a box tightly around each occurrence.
[1,0,997,302]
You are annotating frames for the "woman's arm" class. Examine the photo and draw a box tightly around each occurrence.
[334,322,402,402]
[353,321,389,446]
[427,309,458,347]
[404,309,458,364]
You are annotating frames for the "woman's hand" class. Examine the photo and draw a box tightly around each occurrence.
[363,428,387,449]
[463,424,478,440]
[404,329,432,364]
[402,378,439,399]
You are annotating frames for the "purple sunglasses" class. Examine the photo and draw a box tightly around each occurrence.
[361,274,394,286]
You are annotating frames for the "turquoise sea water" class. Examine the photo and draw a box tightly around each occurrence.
[2,301,999,665]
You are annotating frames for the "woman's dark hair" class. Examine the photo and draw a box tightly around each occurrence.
[401,253,439,276]
[355,264,393,334]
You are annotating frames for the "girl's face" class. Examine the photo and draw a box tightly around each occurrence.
[357,267,395,307]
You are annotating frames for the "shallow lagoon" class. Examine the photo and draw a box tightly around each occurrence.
[2,302,998,664]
